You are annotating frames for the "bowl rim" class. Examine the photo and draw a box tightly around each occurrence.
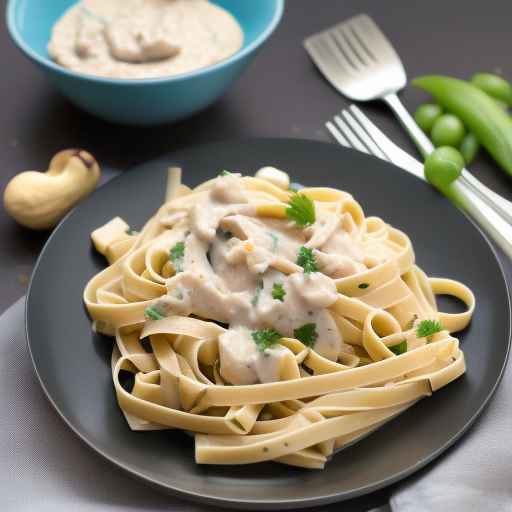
[6,0,285,86]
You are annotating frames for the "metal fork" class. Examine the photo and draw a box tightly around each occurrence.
[304,14,512,225]
[326,106,512,260]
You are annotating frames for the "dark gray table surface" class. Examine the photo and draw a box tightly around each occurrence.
[2,0,512,312]
[1,0,511,509]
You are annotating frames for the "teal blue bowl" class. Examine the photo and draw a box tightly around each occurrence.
[7,0,284,125]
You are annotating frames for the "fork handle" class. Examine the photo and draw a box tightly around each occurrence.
[461,170,512,225]
[383,93,434,158]
[453,180,512,261]
[384,92,512,225]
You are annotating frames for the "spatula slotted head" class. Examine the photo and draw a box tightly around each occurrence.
[304,14,407,100]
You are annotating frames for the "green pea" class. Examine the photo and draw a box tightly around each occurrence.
[471,73,512,106]
[414,103,443,133]
[431,114,466,147]
[424,147,465,192]
[414,75,512,177]
[459,133,480,165]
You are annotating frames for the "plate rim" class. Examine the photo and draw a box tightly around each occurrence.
[25,137,512,509]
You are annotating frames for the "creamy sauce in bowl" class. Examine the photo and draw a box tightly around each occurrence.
[48,0,244,79]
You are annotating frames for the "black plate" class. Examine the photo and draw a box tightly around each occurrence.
[27,139,510,509]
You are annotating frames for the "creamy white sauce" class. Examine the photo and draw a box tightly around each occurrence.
[152,173,378,385]
[210,236,258,293]
[257,272,341,361]
[314,250,365,278]
[190,174,251,243]
[321,219,366,262]
[305,209,343,249]
[48,0,244,79]
[218,326,289,385]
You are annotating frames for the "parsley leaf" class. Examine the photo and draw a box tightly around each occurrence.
[294,323,318,348]
[388,340,407,355]
[296,246,318,274]
[416,319,443,339]
[145,306,165,321]
[358,283,370,289]
[169,242,185,273]
[286,193,316,227]
[251,329,283,352]
[220,170,232,176]
[271,282,286,302]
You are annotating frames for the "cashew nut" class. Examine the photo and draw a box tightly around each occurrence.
[255,166,290,190]
[3,149,101,230]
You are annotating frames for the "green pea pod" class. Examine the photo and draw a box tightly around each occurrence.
[413,75,512,176]
[471,73,512,106]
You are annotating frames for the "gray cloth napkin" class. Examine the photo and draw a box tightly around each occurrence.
[389,361,512,510]
[1,298,510,511]
[0,298,221,512]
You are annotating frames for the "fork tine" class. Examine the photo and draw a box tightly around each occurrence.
[341,110,388,160]
[333,115,369,154]
[327,113,391,166]
[348,105,426,180]
[325,121,351,148]
[328,107,426,182]
[347,105,397,159]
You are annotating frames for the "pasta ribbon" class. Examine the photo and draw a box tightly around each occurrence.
[84,168,474,468]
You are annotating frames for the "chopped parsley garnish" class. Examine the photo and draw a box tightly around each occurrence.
[296,246,318,274]
[251,280,264,306]
[144,306,165,321]
[388,340,407,355]
[252,329,283,352]
[416,319,443,339]
[220,170,232,176]
[358,283,370,289]
[169,242,185,273]
[286,192,316,227]
[272,282,286,302]
[293,323,318,348]
[267,231,279,252]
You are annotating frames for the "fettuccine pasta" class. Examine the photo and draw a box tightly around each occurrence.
[84,167,475,468]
